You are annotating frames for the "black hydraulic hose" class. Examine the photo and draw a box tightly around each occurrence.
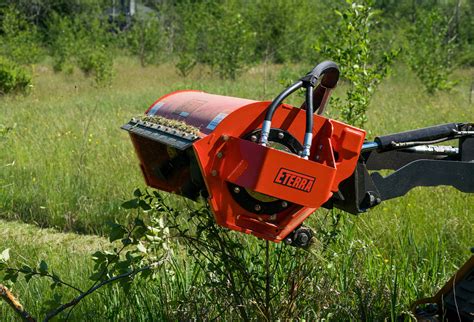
[264,80,303,122]
[259,61,339,147]
[259,80,303,146]
[302,85,314,158]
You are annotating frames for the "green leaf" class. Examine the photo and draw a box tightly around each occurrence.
[139,199,152,211]
[0,248,10,262]
[4,269,19,283]
[121,198,139,209]
[39,260,48,275]
[137,242,147,253]
[24,273,34,283]
[134,217,146,227]
[133,188,143,197]
[109,224,127,242]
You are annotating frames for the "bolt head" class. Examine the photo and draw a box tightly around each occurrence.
[281,201,288,208]
[298,233,309,245]
[211,170,218,176]
[217,151,223,158]
[369,194,376,204]
[222,135,229,141]
[277,132,285,139]
[254,204,262,212]
[250,135,257,142]
[233,186,240,193]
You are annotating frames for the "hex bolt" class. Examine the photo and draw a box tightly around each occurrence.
[254,204,262,212]
[217,151,223,159]
[284,237,293,245]
[211,170,218,177]
[281,201,288,208]
[367,192,381,206]
[369,193,376,205]
[250,135,257,142]
[278,132,285,139]
[233,187,240,194]
[298,233,309,245]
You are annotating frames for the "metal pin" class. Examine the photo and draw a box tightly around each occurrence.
[233,187,240,193]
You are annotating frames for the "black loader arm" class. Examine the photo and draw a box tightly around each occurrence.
[328,122,474,214]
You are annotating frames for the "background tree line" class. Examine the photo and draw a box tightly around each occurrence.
[0,0,472,91]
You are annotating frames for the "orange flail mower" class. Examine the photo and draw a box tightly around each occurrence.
[123,61,474,248]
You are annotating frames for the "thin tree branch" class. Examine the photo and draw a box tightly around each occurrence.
[43,259,166,322]
[7,268,83,294]
[0,284,36,322]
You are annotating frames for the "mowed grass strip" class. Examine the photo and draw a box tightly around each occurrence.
[0,219,104,320]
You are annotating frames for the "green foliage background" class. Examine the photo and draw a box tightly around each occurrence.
[0,0,473,320]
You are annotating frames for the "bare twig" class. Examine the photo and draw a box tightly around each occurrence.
[0,284,36,322]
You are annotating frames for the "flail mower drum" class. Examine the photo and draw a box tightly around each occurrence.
[123,61,474,249]
[123,62,364,246]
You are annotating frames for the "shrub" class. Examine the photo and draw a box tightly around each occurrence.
[0,6,43,65]
[172,0,206,78]
[316,0,398,128]
[246,0,324,64]
[77,47,114,86]
[75,17,115,86]
[127,14,165,67]
[0,56,32,95]
[405,10,457,93]
[206,10,256,80]
[47,14,76,73]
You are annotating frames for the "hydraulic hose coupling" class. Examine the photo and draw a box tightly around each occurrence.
[260,120,272,147]
[302,133,313,159]
[259,61,340,160]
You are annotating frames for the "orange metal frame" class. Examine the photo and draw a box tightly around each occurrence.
[193,101,365,242]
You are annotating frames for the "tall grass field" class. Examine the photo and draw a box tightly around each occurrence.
[0,58,473,320]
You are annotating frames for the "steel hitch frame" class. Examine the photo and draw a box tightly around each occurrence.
[327,123,474,214]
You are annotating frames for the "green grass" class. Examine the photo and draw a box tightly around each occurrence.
[0,58,473,320]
